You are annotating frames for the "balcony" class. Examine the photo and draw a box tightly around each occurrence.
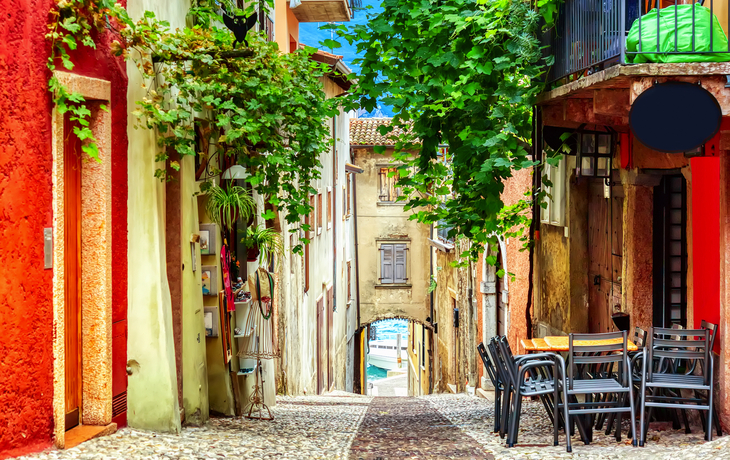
[543,0,730,86]
[290,0,352,22]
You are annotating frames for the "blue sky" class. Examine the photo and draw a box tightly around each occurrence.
[299,0,394,117]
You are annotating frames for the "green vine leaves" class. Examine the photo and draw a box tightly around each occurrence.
[46,0,129,161]
[328,0,560,262]
[47,0,342,253]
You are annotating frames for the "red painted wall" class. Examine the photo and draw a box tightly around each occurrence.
[691,157,721,348]
[0,1,127,456]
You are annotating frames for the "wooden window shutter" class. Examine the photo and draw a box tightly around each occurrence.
[394,244,407,283]
[380,244,394,284]
[379,168,389,201]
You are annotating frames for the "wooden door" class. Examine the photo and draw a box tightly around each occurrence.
[316,296,324,394]
[327,286,334,391]
[64,115,83,430]
[587,181,623,333]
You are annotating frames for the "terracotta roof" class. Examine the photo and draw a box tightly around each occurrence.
[349,118,409,146]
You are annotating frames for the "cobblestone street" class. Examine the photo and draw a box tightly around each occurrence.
[19,393,730,460]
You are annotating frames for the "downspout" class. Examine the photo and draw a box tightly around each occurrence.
[429,222,435,394]
[526,106,541,339]
[352,149,362,331]
[333,116,337,315]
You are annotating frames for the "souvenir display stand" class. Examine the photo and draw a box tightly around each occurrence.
[233,259,277,419]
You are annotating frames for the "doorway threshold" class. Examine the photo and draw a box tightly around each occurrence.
[65,423,117,449]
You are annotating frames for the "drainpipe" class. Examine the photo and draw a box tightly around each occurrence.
[526,106,541,340]
[429,223,435,394]
[351,150,362,331]
[333,116,337,316]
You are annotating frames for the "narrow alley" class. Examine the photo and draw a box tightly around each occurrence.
[18,393,730,460]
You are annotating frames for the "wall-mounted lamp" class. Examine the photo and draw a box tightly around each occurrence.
[577,130,613,179]
[221,164,249,180]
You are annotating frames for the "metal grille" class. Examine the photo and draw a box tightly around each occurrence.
[546,0,730,83]
[112,391,127,418]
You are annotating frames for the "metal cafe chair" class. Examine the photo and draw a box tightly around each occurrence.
[477,342,504,433]
[639,327,715,446]
[698,320,721,437]
[600,326,647,438]
[557,331,637,453]
[496,336,565,448]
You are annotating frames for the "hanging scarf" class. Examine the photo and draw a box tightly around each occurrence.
[221,244,236,312]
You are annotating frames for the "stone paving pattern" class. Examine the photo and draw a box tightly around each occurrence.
[17,391,730,459]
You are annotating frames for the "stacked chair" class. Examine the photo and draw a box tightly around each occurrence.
[477,337,569,449]
[639,326,716,445]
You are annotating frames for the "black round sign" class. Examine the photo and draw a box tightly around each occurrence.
[629,82,722,153]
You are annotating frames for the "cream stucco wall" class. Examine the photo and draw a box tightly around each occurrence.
[125,0,189,434]
[180,156,209,424]
[352,147,431,327]
[277,77,353,396]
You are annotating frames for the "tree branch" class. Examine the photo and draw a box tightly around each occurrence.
[152,48,255,63]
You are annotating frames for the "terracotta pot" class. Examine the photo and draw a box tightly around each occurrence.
[246,246,260,262]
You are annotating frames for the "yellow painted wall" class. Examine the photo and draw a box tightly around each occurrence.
[180,156,209,424]
[125,0,187,435]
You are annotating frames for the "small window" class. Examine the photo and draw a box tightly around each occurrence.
[379,242,408,284]
[317,193,323,235]
[378,167,401,203]
[540,155,566,227]
[305,194,315,240]
[347,260,352,300]
[327,187,332,229]
[437,220,454,244]
[304,237,310,293]
[346,173,352,217]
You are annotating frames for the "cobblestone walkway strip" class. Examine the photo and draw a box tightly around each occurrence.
[349,397,494,460]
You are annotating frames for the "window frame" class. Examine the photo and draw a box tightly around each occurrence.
[317,192,323,235]
[540,154,566,227]
[346,172,352,217]
[327,186,332,230]
[376,239,410,287]
[377,166,403,204]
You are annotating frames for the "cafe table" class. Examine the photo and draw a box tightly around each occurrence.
[521,336,638,352]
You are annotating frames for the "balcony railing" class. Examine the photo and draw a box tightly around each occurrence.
[545,0,730,83]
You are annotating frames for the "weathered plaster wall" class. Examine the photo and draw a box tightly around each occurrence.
[502,168,533,353]
[534,157,589,336]
[0,3,56,455]
[353,148,431,327]
[277,78,351,396]
[621,180,654,332]
[125,0,185,434]
[0,1,128,456]
[718,149,730,430]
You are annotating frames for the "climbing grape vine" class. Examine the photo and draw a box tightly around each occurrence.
[46,0,343,250]
[329,0,561,260]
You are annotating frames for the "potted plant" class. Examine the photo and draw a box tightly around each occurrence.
[205,183,255,231]
[242,225,284,265]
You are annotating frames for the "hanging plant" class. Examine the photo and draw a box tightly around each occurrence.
[205,184,255,232]
[241,225,283,265]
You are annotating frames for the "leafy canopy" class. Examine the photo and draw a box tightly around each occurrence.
[331,0,556,259]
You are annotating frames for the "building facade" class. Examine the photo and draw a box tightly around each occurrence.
[535,0,730,427]
[0,1,129,457]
